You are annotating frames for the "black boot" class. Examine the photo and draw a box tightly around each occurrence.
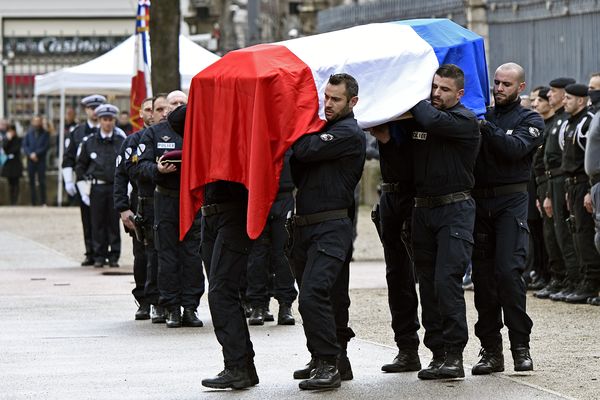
[565,280,599,304]
[201,366,256,390]
[418,353,464,380]
[511,345,533,372]
[81,256,94,267]
[298,359,341,390]
[293,357,317,379]
[472,346,504,375]
[277,303,295,325]
[135,303,150,320]
[247,360,260,386]
[263,307,275,322]
[151,305,166,323]
[534,278,563,299]
[166,307,181,328]
[248,307,265,326]
[182,308,203,327]
[381,348,421,372]
[416,353,445,380]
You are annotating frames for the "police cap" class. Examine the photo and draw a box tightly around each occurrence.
[94,104,120,118]
[549,77,576,89]
[81,94,107,108]
[565,83,589,97]
[537,87,550,102]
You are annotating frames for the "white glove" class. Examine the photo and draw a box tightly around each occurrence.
[65,182,77,196]
[62,167,77,196]
[80,193,90,206]
[76,180,91,197]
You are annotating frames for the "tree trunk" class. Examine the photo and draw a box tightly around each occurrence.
[150,0,181,94]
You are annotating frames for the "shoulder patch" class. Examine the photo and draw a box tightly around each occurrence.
[137,143,146,156]
[125,147,133,160]
[320,133,334,142]
[65,138,71,149]
[116,155,122,167]
[528,127,540,137]
[90,152,97,160]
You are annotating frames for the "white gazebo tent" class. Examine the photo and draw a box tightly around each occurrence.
[34,35,220,205]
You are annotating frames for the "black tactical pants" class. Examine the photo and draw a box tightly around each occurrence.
[90,183,120,263]
[379,191,420,350]
[412,199,474,355]
[549,176,580,283]
[291,217,353,362]
[140,199,159,306]
[129,195,148,304]
[536,181,564,281]
[472,192,533,349]
[154,191,204,309]
[201,206,254,369]
[566,181,600,281]
[246,194,297,308]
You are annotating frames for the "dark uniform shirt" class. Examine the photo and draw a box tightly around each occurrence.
[75,130,126,182]
[113,130,144,213]
[379,120,415,186]
[63,121,97,169]
[278,149,294,193]
[475,100,544,187]
[137,121,183,190]
[532,114,558,178]
[410,100,480,196]
[290,111,366,215]
[543,108,568,171]
[204,181,249,204]
[561,107,595,175]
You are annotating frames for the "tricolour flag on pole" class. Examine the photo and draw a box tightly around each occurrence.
[130,0,152,132]
[180,19,489,239]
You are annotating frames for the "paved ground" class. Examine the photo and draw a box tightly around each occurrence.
[0,207,598,399]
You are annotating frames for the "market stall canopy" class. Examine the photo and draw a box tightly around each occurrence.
[34,35,220,96]
[180,18,489,239]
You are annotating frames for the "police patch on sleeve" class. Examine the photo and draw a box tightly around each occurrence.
[528,127,540,137]
[137,143,146,156]
[76,144,82,157]
[65,138,70,149]
[116,155,122,167]
[90,152,97,160]
[320,133,334,142]
[124,147,133,160]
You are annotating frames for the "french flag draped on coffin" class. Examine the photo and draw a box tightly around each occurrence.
[180,18,489,239]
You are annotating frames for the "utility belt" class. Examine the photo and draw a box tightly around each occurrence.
[381,182,410,193]
[472,182,528,198]
[545,168,564,179]
[590,173,600,186]
[414,191,471,208]
[292,209,348,227]
[535,174,548,185]
[155,185,179,198]
[91,178,111,185]
[201,201,244,217]
[564,174,589,187]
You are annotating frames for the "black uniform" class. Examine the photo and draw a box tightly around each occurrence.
[246,150,297,310]
[472,99,543,350]
[409,100,479,357]
[63,121,97,260]
[75,129,125,265]
[289,111,365,363]
[543,109,579,293]
[127,130,160,307]
[114,131,148,306]
[376,120,420,352]
[561,107,600,294]
[202,181,254,368]
[137,120,205,311]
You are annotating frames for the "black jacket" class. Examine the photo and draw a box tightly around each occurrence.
[113,130,145,213]
[378,119,416,188]
[75,130,126,183]
[2,136,23,178]
[410,100,480,197]
[475,100,544,187]
[543,108,568,171]
[290,111,366,215]
[532,113,558,178]
[63,121,97,169]
[561,107,595,175]
[137,121,183,191]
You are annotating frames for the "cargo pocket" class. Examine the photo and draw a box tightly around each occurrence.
[448,227,475,272]
[515,217,530,259]
[153,224,160,251]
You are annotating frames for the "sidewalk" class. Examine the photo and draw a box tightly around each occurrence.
[0,230,572,400]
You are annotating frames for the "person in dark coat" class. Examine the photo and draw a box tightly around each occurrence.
[1,124,23,205]
[22,115,50,205]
